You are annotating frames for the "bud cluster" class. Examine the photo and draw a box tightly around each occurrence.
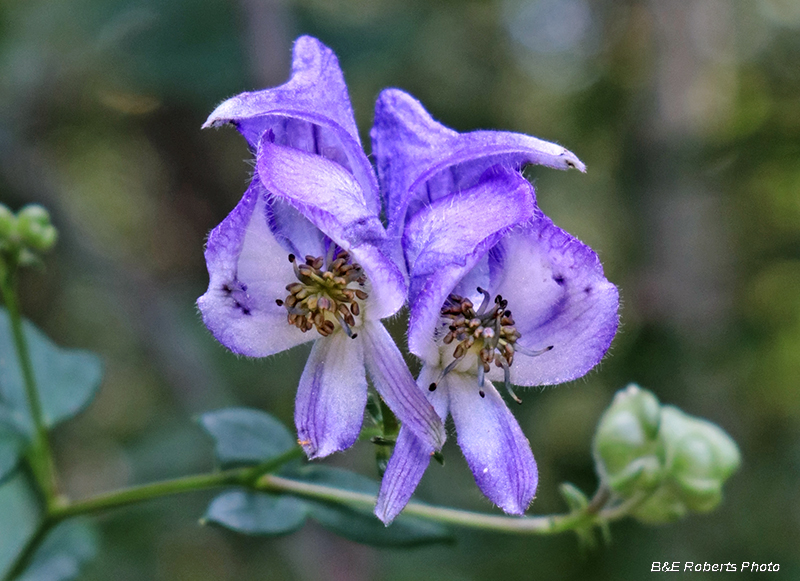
[593,384,740,524]
[0,203,59,265]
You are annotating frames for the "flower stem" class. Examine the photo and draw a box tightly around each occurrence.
[256,474,634,535]
[2,447,305,581]
[0,257,58,506]
[49,447,305,521]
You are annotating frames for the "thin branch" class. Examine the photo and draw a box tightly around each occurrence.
[0,259,58,505]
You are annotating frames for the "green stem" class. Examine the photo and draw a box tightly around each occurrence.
[0,258,58,506]
[257,474,634,535]
[50,470,243,521]
[2,519,56,581]
[50,447,304,521]
[3,447,304,581]
[3,443,639,580]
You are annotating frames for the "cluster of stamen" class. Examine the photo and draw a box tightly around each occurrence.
[431,287,553,402]
[276,250,367,339]
[442,287,519,369]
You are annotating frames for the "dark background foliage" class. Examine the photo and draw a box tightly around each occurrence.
[2,0,799,578]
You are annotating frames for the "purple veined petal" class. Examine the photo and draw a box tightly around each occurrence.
[404,168,536,279]
[258,137,406,318]
[295,331,368,459]
[486,213,620,386]
[447,373,538,515]
[374,426,432,525]
[204,36,380,216]
[372,88,585,236]
[265,195,325,259]
[198,180,312,357]
[361,321,445,451]
[348,243,407,320]
[374,364,450,524]
[258,137,381,247]
[404,168,536,362]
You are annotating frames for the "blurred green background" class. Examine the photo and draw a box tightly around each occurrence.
[2,0,799,578]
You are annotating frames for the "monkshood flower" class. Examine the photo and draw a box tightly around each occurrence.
[198,37,444,459]
[371,90,619,523]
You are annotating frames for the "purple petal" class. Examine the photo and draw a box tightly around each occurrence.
[198,180,312,357]
[257,137,380,244]
[361,321,445,451]
[348,244,407,320]
[487,213,619,386]
[295,331,367,459]
[205,36,380,216]
[372,88,585,235]
[404,169,536,362]
[265,196,325,259]
[258,137,406,318]
[374,364,450,524]
[447,373,538,515]
[374,426,432,525]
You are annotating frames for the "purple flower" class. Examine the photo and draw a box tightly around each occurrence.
[371,90,619,523]
[197,38,445,459]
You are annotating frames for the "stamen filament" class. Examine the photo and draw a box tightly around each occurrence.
[438,357,463,383]
[476,286,492,316]
[515,344,554,357]
[336,313,358,339]
[501,359,522,405]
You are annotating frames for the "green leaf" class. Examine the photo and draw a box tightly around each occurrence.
[16,519,99,581]
[0,472,42,580]
[199,408,295,468]
[203,490,308,535]
[297,466,454,547]
[0,308,103,436]
[0,420,25,483]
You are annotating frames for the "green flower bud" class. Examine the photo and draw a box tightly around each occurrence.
[593,384,665,497]
[16,204,58,253]
[632,406,740,524]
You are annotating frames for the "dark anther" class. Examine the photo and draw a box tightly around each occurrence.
[280,250,368,337]
[479,390,485,398]
[241,307,251,316]
[429,383,437,392]
[222,284,232,294]
[351,333,358,339]
[440,290,523,389]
